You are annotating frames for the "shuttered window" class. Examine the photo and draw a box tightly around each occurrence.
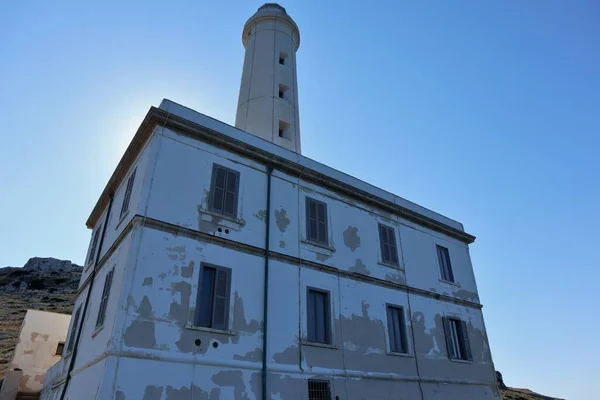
[95,268,115,329]
[195,264,231,330]
[66,306,82,353]
[442,317,472,361]
[437,245,455,282]
[87,224,102,265]
[386,305,408,353]
[307,288,331,344]
[306,198,328,245]
[379,224,399,265]
[209,164,240,218]
[120,168,137,219]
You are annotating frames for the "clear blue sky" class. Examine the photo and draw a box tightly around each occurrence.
[1,1,598,398]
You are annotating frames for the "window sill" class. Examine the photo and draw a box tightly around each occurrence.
[378,260,403,270]
[439,278,459,287]
[115,211,129,230]
[185,324,236,336]
[449,358,473,364]
[91,326,104,339]
[386,351,413,358]
[198,209,245,231]
[301,240,335,254]
[302,341,338,350]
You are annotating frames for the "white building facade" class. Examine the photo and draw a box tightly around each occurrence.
[42,4,499,400]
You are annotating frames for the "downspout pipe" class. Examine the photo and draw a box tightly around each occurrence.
[59,192,114,400]
[262,166,273,400]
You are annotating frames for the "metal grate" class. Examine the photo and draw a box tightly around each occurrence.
[308,380,331,400]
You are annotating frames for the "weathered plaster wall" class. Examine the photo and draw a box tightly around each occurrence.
[5,310,70,394]
[79,129,159,287]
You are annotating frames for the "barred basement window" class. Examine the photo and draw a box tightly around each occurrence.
[66,306,82,353]
[195,264,232,330]
[437,245,455,282]
[378,223,399,265]
[308,379,331,400]
[443,317,472,361]
[95,268,115,329]
[306,197,328,245]
[120,167,137,219]
[209,164,240,218]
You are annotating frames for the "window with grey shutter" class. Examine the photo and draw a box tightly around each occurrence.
[442,317,472,361]
[87,224,102,265]
[437,245,455,282]
[95,268,115,329]
[195,264,231,330]
[379,224,399,265]
[209,164,240,218]
[306,198,328,245]
[386,305,407,353]
[120,168,137,219]
[307,288,331,344]
[66,306,82,353]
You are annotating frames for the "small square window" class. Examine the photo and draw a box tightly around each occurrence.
[278,83,289,99]
[55,342,65,356]
[279,52,288,65]
[278,120,291,140]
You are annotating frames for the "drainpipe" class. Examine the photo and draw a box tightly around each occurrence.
[59,192,114,400]
[261,166,273,400]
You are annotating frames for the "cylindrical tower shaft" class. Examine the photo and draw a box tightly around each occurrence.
[235,4,301,154]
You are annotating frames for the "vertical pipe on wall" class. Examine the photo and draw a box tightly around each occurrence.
[59,192,114,400]
[261,166,273,400]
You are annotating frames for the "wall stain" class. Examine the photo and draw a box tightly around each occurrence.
[343,226,361,251]
[233,347,262,362]
[274,208,290,232]
[181,261,195,279]
[212,370,247,399]
[169,282,192,325]
[142,385,163,400]
[143,277,153,286]
[115,390,126,400]
[254,209,267,221]
[315,252,332,262]
[123,296,156,350]
[384,272,405,285]
[349,259,370,275]
[272,344,299,365]
[278,240,285,249]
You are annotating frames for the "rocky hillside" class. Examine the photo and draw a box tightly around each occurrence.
[0,257,81,381]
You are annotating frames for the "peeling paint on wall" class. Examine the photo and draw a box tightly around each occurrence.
[278,240,285,249]
[143,277,153,286]
[349,259,370,276]
[142,385,163,400]
[274,208,290,232]
[124,296,157,349]
[343,226,361,251]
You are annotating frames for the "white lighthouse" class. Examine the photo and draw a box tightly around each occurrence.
[235,3,301,153]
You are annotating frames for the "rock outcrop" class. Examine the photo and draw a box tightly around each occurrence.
[0,258,81,382]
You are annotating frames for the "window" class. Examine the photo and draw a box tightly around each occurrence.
[87,224,102,265]
[120,168,137,219]
[66,306,82,354]
[386,305,407,353]
[95,268,115,329]
[55,342,65,356]
[308,380,331,400]
[195,264,232,330]
[307,288,331,344]
[278,120,291,139]
[306,198,328,245]
[378,224,399,265]
[209,164,240,218]
[279,52,288,65]
[278,83,288,99]
[443,317,472,361]
[436,245,454,282]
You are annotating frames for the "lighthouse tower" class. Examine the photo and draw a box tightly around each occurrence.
[235,4,301,153]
